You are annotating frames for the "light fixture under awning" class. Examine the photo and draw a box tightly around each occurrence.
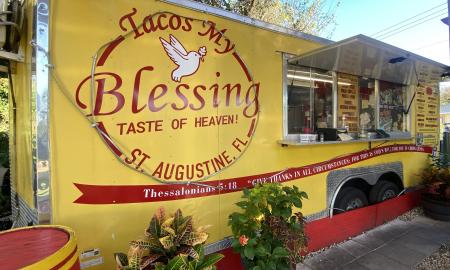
[288,34,449,85]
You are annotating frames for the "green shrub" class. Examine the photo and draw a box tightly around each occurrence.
[229,183,308,270]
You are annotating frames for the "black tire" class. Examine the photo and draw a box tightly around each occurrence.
[368,180,399,204]
[334,187,368,214]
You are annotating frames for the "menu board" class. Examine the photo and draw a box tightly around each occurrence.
[338,73,359,133]
[379,82,405,132]
[415,61,441,146]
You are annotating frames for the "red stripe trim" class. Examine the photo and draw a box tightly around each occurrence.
[97,35,125,67]
[49,245,79,270]
[97,122,123,157]
[74,144,432,204]
[247,118,256,137]
[69,260,81,270]
[232,52,252,82]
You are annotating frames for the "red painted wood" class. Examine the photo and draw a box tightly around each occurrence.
[374,191,421,226]
[306,191,421,252]
[50,245,79,270]
[70,260,81,270]
[305,204,378,252]
[0,227,69,269]
[216,191,421,268]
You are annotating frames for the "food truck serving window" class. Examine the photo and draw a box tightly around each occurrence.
[358,77,376,131]
[283,64,410,143]
[286,65,333,135]
[282,35,448,145]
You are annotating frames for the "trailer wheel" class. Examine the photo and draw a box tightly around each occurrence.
[334,187,368,214]
[369,180,399,204]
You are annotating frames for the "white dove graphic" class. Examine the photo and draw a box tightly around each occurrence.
[159,35,207,82]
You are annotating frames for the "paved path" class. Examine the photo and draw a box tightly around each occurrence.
[298,215,450,270]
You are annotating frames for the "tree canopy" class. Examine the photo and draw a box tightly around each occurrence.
[193,0,340,37]
[441,83,450,105]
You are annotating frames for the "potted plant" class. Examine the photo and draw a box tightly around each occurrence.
[228,182,308,270]
[114,207,224,270]
[421,153,450,221]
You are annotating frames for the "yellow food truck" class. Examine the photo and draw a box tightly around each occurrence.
[2,0,448,268]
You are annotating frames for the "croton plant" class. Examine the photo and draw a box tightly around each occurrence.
[115,207,223,270]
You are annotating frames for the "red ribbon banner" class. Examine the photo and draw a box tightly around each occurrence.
[74,144,432,204]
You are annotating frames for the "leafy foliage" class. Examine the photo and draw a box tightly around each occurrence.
[422,153,450,200]
[0,78,8,134]
[115,207,223,270]
[229,183,308,269]
[0,78,8,167]
[0,78,10,221]
[193,0,340,37]
[441,83,450,105]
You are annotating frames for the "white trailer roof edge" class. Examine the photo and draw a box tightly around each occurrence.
[161,0,333,45]
[288,34,449,86]
[290,34,449,69]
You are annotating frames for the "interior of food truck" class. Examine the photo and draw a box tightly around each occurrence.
[280,34,446,146]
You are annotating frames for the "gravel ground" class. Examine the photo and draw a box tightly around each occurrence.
[407,207,450,270]
[397,207,424,222]
[414,243,450,270]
